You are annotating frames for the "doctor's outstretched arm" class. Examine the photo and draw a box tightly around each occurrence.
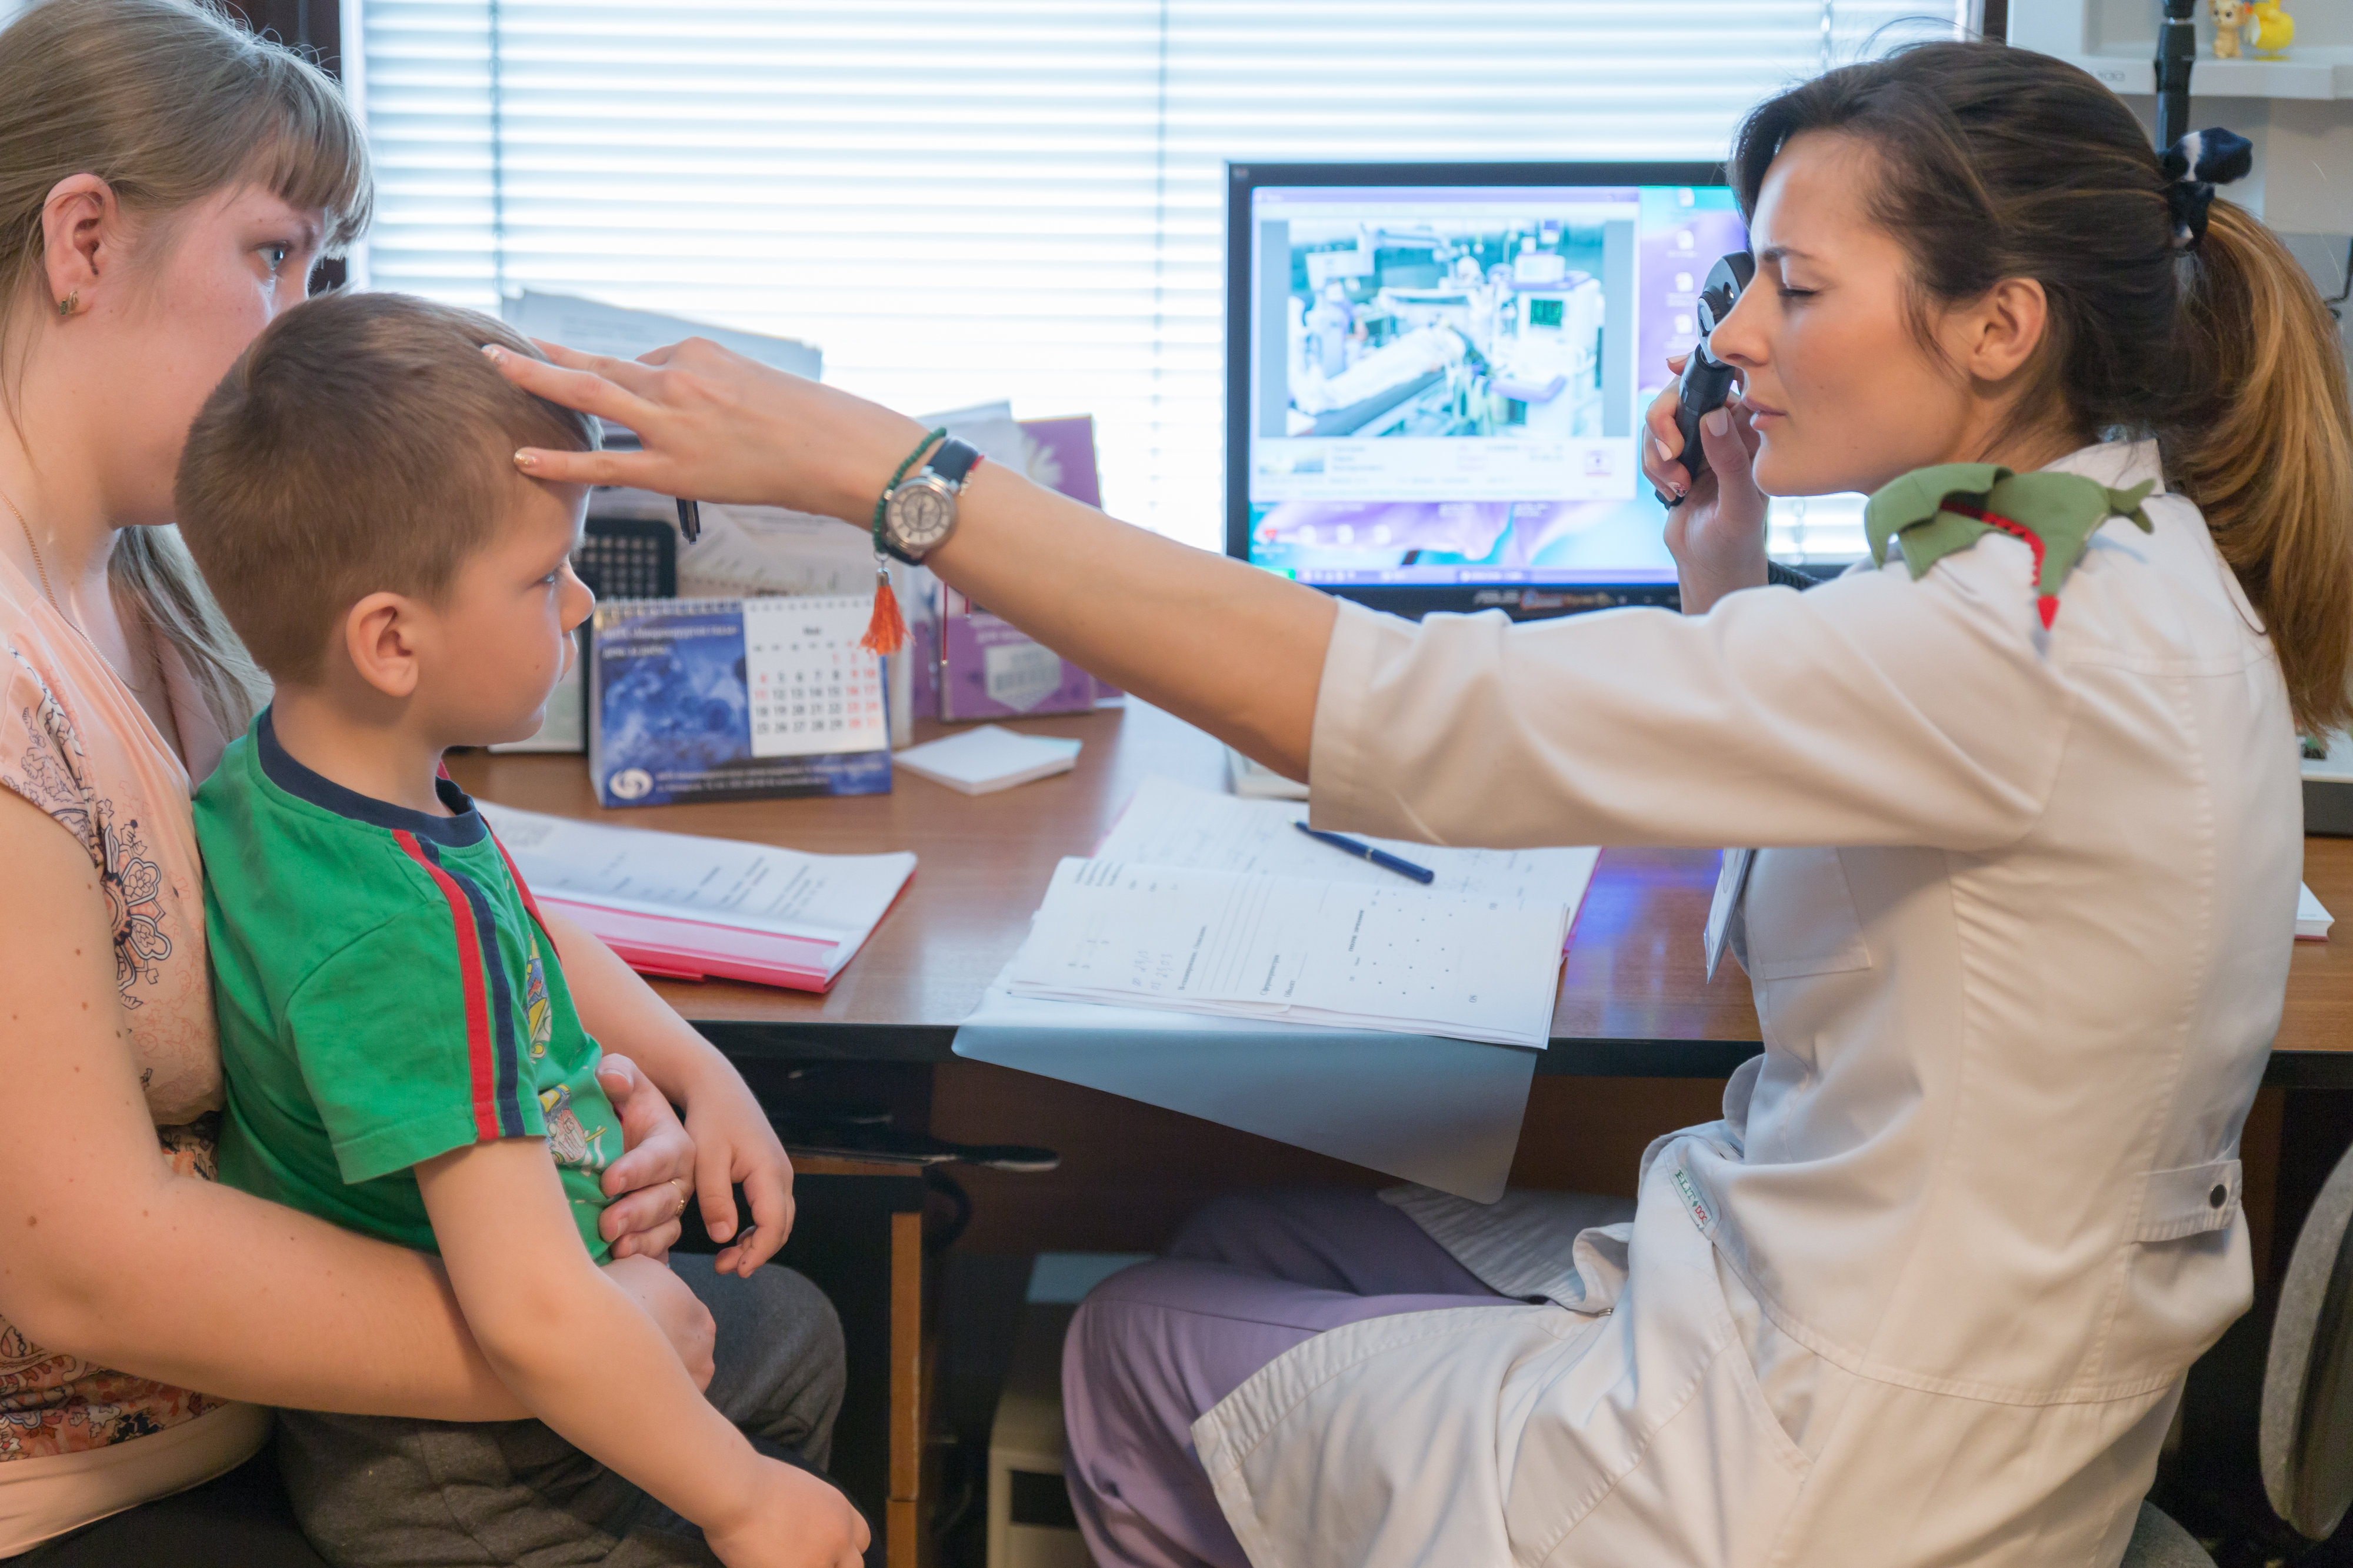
[488,338,1337,782]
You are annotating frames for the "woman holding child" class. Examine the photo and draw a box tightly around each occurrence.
[500,36,2353,1568]
[0,3,858,1564]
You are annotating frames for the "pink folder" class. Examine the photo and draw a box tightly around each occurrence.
[542,895,845,993]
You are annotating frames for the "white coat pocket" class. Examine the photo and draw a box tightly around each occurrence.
[1739,847,1872,982]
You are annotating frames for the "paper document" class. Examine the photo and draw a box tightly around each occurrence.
[1098,776,1599,919]
[502,290,822,379]
[1004,856,1567,1048]
[476,802,914,986]
[2298,882,2332,941]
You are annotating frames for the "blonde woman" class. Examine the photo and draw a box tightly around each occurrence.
[0,4,822,1557]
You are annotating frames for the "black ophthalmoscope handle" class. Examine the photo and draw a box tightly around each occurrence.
[1659,349,1738,503]
[1652,251,1754,508]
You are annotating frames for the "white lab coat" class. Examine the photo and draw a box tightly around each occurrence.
[1192,442,2297,1567]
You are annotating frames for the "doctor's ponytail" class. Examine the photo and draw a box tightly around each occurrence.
[2169,204,2353,736]
[1734,42,2353,735]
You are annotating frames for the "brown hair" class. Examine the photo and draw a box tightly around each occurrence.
[175,292,598,682]
[1734,41,2353,733]
[0,0,372,733]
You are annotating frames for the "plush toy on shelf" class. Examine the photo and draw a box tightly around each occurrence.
[2245,0,2296,58]
[2210,0,2249,57]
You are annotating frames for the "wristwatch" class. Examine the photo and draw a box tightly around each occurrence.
[879,437,982,564]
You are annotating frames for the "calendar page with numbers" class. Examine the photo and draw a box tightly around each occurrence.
[743,595,889,759]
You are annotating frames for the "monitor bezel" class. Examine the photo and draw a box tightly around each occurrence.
[1224,158,1734,620]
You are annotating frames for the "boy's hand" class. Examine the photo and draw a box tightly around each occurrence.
[680,1068,795,1277]
[705,1459,869,1568]
[602,1254,716,1392]
[596,1054,699,1260]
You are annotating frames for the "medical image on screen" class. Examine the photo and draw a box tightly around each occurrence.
[1246,185,1745,588]
[1287,222,1607,441]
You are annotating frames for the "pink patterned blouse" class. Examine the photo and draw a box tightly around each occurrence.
[0,541,255,1539]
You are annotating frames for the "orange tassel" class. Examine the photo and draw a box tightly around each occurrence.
[859,568,907,656]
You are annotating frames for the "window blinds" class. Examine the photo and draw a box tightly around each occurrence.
[349,1,1975,555]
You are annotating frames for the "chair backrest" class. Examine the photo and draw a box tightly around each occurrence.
[2261,1133,2353,1540]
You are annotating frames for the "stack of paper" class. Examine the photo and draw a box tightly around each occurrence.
[1096,776,1599,918]
[994,778,1601,1049]
[1005,858,1568,1047]
[895,725,1082,794]
[477,802,915,992]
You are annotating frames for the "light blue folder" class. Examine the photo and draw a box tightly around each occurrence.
[952,986,1538,1202]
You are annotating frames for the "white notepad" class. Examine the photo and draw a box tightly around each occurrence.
[895,725,1083,794]
[1003,856,1569,1049]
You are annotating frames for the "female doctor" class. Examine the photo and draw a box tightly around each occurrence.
[489,41,2353,1568]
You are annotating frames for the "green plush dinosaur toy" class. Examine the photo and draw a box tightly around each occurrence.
[1863,463,2157,629]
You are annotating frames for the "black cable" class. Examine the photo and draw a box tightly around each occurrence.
[2324,238,2352,323]
[2154,0,2198,154]
[922,1166,972,1255]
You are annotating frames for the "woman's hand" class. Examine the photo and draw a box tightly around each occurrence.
[676,1066,796,1279]
[594,1053,697,1262]
[1642,358,1770,615]
[484,338,926,526]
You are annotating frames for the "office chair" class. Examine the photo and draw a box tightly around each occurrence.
[2131,1132,2353,1567]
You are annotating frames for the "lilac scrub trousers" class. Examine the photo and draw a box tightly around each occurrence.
[1059,1187,1634,1568]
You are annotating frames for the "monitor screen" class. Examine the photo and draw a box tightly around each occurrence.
[1227,162,1745,608]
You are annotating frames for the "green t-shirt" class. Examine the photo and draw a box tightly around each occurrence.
[199,710,616,1262]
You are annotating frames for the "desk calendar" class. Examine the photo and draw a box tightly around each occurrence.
[587,595,892,808]
[745,596,889,758]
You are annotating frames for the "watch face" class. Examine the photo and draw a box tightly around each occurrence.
[888,478,957,554]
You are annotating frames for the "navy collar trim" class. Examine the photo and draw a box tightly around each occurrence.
[256,708,486,847]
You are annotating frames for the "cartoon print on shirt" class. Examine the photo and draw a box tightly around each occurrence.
[522,932,554,1059]
[537,1082,610,1172]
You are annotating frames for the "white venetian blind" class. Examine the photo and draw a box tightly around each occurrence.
[351,1,1974,554]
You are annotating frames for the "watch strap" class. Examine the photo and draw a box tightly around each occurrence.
[925,436,982,488]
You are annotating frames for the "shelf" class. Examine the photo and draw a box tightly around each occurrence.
[2053,46,2353,101]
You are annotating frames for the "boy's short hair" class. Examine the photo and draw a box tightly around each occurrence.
[176,291,599,683]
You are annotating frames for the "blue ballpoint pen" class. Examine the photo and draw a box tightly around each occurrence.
[1292,822,1437,885]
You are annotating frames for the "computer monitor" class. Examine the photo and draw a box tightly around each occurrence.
[1226,161,1745,619]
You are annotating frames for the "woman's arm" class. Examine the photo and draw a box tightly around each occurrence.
[486,341,1337,780]
[0,789,655,1419]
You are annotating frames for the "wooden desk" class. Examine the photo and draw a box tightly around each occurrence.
[446,700,2353,1086]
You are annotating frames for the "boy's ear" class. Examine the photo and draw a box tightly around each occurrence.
[342,592,425,699]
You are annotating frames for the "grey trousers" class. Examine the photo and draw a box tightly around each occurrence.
[278,1256,846,1568]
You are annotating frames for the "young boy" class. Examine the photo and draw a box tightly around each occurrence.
[175,291,869,1568]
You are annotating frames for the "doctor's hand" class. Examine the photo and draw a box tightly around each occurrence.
[1642,358,1769,616]
[484,336,929,529]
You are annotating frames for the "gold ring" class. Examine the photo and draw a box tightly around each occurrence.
[667,1178,689,1217]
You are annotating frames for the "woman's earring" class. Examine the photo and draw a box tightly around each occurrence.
[55,291,78,319]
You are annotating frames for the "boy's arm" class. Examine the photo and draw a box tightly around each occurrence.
[416,1137,862,1566]
[541,907,794,1277]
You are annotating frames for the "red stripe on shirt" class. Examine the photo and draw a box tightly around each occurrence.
[485,831,551,935]
[394,829,501,1142]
